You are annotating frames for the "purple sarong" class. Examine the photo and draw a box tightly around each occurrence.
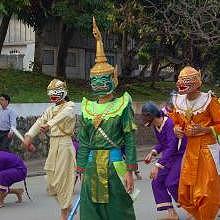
[0,151,27,192]
[151,117,186,211]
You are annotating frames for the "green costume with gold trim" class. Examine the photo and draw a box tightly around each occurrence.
[76,17,137,220]
[77,92,137,220]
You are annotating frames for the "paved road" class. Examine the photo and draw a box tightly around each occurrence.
[1,162,219,220]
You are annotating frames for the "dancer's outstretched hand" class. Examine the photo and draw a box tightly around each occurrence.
[144,150,156,164]
[23,135,32,148]
[144,152,153,164]
[23,135,36,152]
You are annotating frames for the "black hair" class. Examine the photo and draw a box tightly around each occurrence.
[0,94,11,103]
[142,102,161,117]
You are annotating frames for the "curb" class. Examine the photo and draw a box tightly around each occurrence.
[27,171,46,178]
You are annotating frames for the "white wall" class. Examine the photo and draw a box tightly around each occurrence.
[9,101,144,117]
[10,103,82,117]
[1,15,35,71]
[23,43,35,70]
[3,15,35,44]
[0,54,24,69]
[1,43,35,70]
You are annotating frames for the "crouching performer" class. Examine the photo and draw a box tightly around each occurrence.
[76,17,137,220]
[143,102,186,220]
[23,79,76,220]
[0,151,27,207]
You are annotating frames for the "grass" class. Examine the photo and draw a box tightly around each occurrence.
[0,69,91,103]
[1,69,220,103]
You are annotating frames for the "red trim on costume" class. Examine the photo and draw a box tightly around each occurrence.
[76,166,85,173]
[127,164,138,171]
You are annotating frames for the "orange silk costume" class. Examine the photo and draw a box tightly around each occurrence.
[172,92,220,220]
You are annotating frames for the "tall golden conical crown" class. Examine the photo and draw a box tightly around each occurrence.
[90,17,114,76]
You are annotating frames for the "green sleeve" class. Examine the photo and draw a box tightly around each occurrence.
[122,102,138,171]
[76,115,90,172]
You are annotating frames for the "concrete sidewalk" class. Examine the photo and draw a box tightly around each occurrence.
[3,162,219,220]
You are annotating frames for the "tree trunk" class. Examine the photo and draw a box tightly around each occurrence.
[150,55,160,88]
[55,21,74,78]
[0,13,12,54]
[121,31,129,77]
[174,64,182,82]
[33,29,44,72]
[138,64,149,80]
[192,46,204,69]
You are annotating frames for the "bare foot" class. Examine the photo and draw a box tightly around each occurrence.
[157,209,179,220]
[61,207,70,220]
[168,208,179,220]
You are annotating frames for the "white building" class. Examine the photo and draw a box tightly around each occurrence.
[1,15,35,70]
[1,16,121,79]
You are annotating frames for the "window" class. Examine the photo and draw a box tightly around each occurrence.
[43,50,54,65]
[66,52,79,67]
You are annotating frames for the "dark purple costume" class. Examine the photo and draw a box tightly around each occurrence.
[0,151,27,192]
[151,117,186,211]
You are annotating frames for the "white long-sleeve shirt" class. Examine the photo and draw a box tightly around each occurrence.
[0,106,18,132]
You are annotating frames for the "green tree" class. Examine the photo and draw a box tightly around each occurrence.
[52,0,113,78]
[18,0,54,72]
[18,0,113,77]
[110,0,220,85]
[0,0,29,53]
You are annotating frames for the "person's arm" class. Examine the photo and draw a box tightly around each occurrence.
[170,108,186,138]
[153,143,163,155]
[122,103,138,171]
[121,102,138,193]
[207,97,220,137]
[156,121,178,168]
[144,143,161,164]
[186,97,220,137]
[47,104,74,128]
[9,109,17,131]
[25,110,50,139]
[8,109,18,138]
[76,115,90,173]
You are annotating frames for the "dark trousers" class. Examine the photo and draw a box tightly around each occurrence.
[0,130,11,151]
